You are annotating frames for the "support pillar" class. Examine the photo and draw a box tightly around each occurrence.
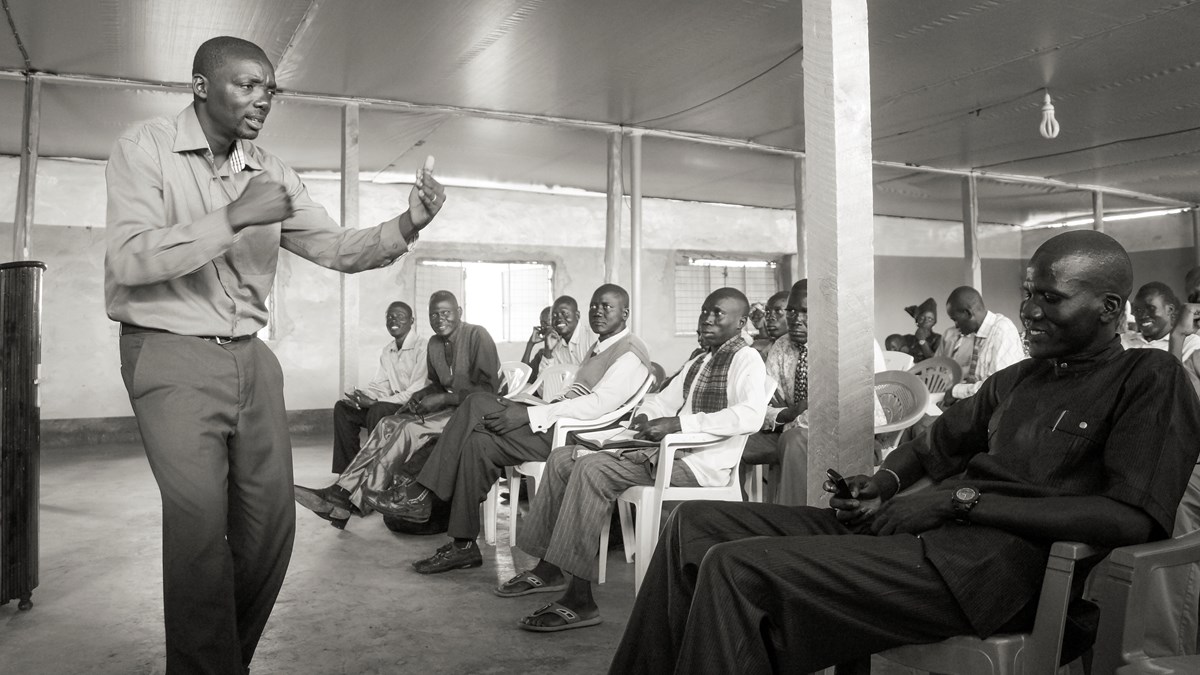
[605,132,622,283]
[793,156,808,281]
[962,175,982,290]
[339,103,361,395]
[1193,209,1200,268]
[13,76,40,262]
[802,0,876,505]
[629,132,643,331]
[1092,191,1104,232]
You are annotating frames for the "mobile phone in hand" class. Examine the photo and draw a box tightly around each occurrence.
[826,468,853,499]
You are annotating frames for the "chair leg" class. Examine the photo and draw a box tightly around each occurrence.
[618,500,635,564]
[633,499,659,596]
[508,468,521,547]
[753,464,764,503]
[482,481,498,546]
[598,511,610,585]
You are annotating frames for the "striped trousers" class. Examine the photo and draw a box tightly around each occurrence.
[517,445,698,583]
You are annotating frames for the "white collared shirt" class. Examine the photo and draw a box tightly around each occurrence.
[363,331,430,404]
[1122,331,1200,360]
[527,327,649,432]
[937,310,1025,399]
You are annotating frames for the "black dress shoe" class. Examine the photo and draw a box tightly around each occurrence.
[413,541,482,574]
[368,486,433,522]
[315,506,351,530]
[294,484,337,515]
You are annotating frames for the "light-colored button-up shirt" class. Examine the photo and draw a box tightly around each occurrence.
[527,327,649,433]
[105,105,414,337]
[1121,331,1200,361]
[937,310,1025,400]
[541,327,597,368]
[637,344,768,487]
[364,331,430,405]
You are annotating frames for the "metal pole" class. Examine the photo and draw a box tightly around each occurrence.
[629,131,643,331]
[13,75,40,261]
[605,132,622,284]
[962,175,982,290]
[1092,191,1105,232]
[339,103,361,396]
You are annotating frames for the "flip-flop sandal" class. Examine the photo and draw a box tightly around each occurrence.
[517,602,602,633]
[495,571,568,598]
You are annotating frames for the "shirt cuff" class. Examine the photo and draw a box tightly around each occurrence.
[527,404,552,433]
[679,414,701,434]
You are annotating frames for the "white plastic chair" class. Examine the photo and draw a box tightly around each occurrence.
[520,362,578,399]
[498,360,532,397]
[883,350,915,372]
[873,370,930,461]
[504,372,655,554]
[604,432,750,594]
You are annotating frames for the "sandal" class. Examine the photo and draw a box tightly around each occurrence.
[517,602,602,633]
[495,570,568,598]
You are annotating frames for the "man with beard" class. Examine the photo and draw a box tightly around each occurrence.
[378,284,652,573]
[293,291,500,528]
[105,35,445,673]
[937,286,1024,406]
[497,288,767,632]
[330,301,429,473]
[608,230,1200,674]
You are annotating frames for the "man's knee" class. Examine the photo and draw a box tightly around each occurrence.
[333,399,358,424]
[545,446,576,477]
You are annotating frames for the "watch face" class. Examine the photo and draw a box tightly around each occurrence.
[954,487,978,502]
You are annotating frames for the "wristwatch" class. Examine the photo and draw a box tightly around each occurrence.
[917,339,927,345]
[951,486,980,524]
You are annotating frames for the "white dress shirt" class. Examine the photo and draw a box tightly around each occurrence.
[937,311,1025,399]
[636,345,768,487]
[541,326,597,367]
[364,331,430,405]
[527,327,649,433]
[1122,331,1200,361]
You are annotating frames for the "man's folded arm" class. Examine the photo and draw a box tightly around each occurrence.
[105,139,236,286]
[526,354,648,432]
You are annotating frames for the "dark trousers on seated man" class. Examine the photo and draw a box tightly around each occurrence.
[331,399,404,473]
[417,392,552,541]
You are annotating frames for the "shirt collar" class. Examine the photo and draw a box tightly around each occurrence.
[1048,336,1124,375]
[594,327,630,354]
[172,104,262,171]
[388,330,420,352]
[972,310,998,339]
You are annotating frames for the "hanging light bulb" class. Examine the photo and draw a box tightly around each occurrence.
[1039,91,1060,139]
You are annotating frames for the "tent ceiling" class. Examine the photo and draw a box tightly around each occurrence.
[3,0,1199,225]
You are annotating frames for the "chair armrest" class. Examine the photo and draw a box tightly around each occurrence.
[651,432,729,487]
[551,411,631,447]
[1049,541,1099,562]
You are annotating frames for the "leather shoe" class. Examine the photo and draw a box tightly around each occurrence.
[368,486,433,522]
[413,541,482,574]
[315,505,351,530]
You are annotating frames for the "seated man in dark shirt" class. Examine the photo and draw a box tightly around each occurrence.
[608,229,1200,675]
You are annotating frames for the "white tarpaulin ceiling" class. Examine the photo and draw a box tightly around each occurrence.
[2,0,1199,225]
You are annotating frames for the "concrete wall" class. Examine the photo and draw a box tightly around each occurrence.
[4,156,1194,426]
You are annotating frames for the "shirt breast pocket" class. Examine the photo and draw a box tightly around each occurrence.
[1040,409,1106,477]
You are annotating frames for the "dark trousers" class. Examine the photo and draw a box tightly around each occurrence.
[417,392,551,540]
[331,399,404,473]
[120,334,295,675]
[608,501,977,675]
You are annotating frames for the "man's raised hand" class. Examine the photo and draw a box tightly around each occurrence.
[408,155,446,230]
[228,173,294,230]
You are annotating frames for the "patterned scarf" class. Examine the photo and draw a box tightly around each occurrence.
[681,335,748,414]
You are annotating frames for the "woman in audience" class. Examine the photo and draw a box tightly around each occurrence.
[893,297,941,362]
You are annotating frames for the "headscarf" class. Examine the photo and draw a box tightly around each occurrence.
[904,297,938,321]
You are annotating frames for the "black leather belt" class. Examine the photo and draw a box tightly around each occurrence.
[120,323,254,345]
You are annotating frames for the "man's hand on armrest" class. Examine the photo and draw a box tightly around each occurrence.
[631,415,682,442]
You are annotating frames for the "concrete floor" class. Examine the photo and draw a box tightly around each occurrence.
[0,434,918,675]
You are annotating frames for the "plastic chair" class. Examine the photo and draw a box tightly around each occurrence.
[880,530,1200,675]
[498,361,532,397]
[883,350,915,372]
[504,373,655,554]
[604,432,750,594]
[908,355,962,395]
[1091,530,1200,674]
[873,370,930,460]
[522,363,578,400]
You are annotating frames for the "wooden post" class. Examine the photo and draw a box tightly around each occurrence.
[1192,209,1200,268]
[1092,191,1104,232]
[962,175,982,290]
[629,131,643,331]
[802,0,876,505]
[605,131,622,283]
[13,75,40,261]
[793,156,808,281]
[339,103,361,396]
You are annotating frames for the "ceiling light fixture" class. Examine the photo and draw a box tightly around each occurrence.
[1039,91,1060,139]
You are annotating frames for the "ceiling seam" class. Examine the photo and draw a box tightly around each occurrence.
[1,0,31,72]
[274,0,322,81]
[977,125,1200,170]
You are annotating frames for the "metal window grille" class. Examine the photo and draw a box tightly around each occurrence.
[415,260,553,341]
[674,258,778,335]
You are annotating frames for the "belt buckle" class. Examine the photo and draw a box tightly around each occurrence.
[214,336,234,345]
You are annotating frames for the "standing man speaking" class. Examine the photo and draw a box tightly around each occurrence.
[104,36,445,674]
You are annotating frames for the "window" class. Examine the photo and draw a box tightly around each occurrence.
[674,256,778,334]
[415,260,554,341]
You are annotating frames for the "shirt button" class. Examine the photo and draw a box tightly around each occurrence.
[1059,363,1068,368]
[1079,422,1088,429]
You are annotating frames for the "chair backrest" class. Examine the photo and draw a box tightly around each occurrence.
[874,370,930,435]
[883,350,915,372]
[498,361,533,398]
[908,356,962,394]
[536,363,579,400]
